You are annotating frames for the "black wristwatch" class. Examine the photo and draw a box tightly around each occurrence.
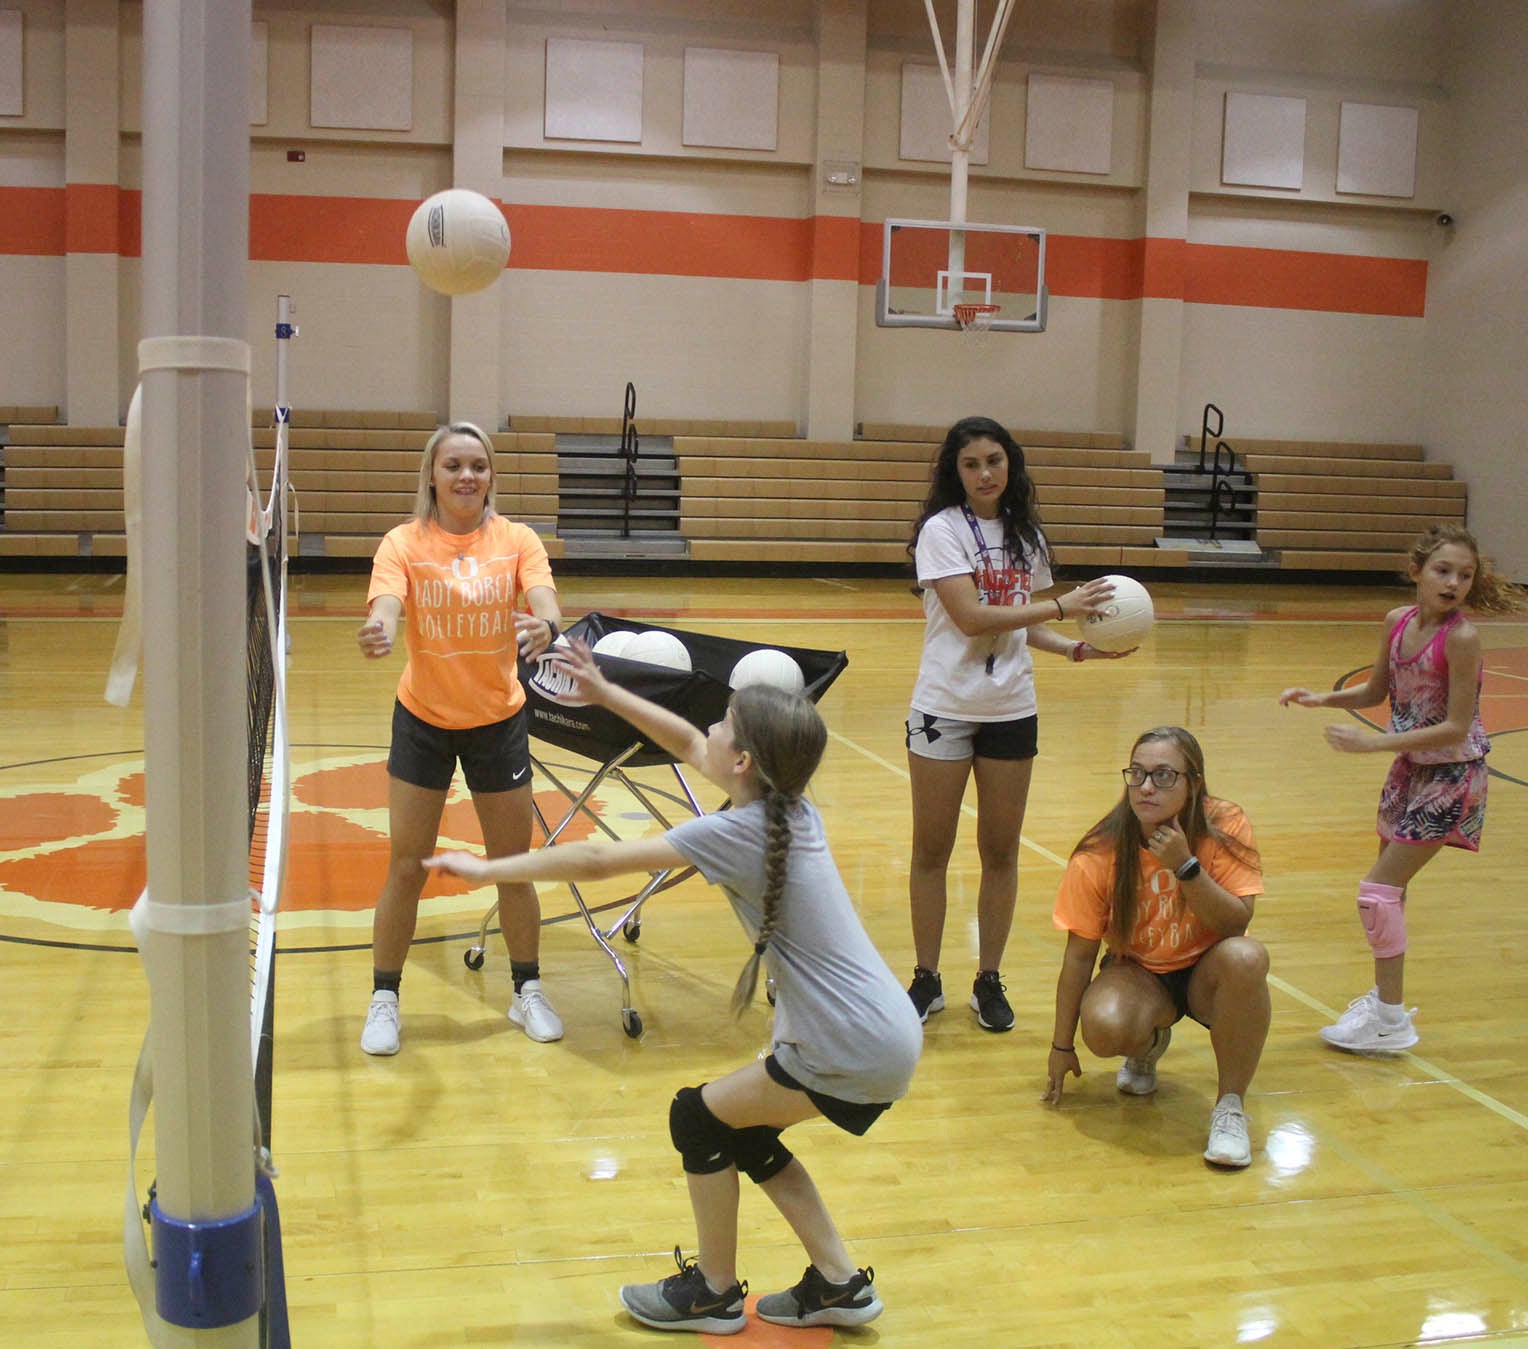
[1174,856,1202,881]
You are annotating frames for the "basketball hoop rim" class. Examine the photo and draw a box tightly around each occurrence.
[953,302,1002,329]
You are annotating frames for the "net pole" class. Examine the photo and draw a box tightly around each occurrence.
[137,1,261,1343]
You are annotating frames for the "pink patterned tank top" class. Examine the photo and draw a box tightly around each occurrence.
[1387,606,1488,763]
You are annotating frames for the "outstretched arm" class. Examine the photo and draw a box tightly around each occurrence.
[358,594,402,659]
[1279,608,1400,710]
[427,834,686,887]
[547,639,712,779]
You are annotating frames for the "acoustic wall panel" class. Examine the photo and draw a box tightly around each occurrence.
[310,24,413,132]
[1221,91,1306,190]
[1025,73,1114,175]
[545,37,644,143]
[899,62,989,165]
[1337,101,1419,198]
[682,47,778,151]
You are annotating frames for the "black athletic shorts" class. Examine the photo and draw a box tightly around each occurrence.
[387,699,532,794]
[764,1054,892,1137]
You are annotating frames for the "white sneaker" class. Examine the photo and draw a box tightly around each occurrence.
[361,990,400,1056]
[1319,994,1418,1052]
[1116,1025,1172,1095]
[1204,1095,1252,1168]
[509,979,564,1042]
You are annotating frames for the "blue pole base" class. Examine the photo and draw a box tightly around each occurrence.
[151,1195,264,1329]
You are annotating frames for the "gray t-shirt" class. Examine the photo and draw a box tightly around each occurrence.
[666,799,923,1105]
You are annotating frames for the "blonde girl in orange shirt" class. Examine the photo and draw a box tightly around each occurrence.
[1042,726,1268,1169]
[356,422,564,1055]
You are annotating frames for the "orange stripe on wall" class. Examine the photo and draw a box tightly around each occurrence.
[0,188,1428,316]
[508,203,812,281]
[1184,242,1427,317]
[65,183,120,254]
[0,187,66,255]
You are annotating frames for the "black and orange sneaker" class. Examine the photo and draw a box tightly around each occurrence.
[756,1264,882,1327]
[619,1247,746,1335]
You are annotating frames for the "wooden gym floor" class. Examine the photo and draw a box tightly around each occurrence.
[2,570,1526,1347]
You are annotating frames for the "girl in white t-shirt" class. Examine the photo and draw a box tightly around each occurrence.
[904,416,1133,1033]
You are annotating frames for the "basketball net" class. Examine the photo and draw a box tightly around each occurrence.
[954,302,1001,345]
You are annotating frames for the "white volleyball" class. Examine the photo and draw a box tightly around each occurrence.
[1076,574,1154,653]
[729,648,806,694]
[405,189,510,296]
[592,630,636,658]
[620,630,693,672]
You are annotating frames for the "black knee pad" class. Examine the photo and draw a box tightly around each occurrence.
[669,1085,735,1175]
[732,1126,793,1184]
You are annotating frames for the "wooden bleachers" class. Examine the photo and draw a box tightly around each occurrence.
[675,435,1181,569]
[512,415,798,438]
[0,417,563,560]
[1235,438,1466,571]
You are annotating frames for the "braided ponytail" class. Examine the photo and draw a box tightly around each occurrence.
[724,683,828,1018]
[729,785,790,1016]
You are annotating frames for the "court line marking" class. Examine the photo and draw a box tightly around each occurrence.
[1266,973,1528,1133]
[828,724,1528,1137]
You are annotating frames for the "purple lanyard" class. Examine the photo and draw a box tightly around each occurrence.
[959,505,1006,674]
[959,505,1009,604]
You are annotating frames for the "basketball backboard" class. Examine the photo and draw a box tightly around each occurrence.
[875,218,1048,333]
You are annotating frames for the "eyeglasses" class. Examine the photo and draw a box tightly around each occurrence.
[1121,765,1187,789]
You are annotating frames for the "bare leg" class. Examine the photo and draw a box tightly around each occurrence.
[907,753,972,971]
[759,1160,857,1283]
[1078,959,1176,1058]
[1365,839,1443,1003]
[688,1061,830,1291]
[472,785,540,962]
[970,755,1034,972]
[373,777,449,972]
[1187,937,1271,1098]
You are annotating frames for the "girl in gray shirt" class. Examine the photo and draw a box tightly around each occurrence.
[427,639,921,1337]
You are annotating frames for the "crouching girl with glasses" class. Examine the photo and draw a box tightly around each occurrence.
[1041,727,1270,1169]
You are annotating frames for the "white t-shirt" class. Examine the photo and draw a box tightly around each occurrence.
[910,506,1053,721]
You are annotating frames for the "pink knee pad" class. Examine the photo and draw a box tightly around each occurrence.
[1357,882,1406,957]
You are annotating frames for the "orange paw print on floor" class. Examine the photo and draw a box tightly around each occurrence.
[0,749,603,928]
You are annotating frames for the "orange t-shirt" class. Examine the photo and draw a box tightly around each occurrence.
[1051,801,1263,972]
[366,516,555,730]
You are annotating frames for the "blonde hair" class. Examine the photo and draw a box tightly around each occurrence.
[725,684,827,1017]
[1406,523,1528,616]
[413,422,498,524]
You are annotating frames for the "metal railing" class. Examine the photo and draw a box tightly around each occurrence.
[619,381,639,538]
[1197,402,1241,542]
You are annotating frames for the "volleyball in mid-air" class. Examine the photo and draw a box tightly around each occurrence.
[1076,574,1154,652]
[729,648,806,695]
[405,189,510,295]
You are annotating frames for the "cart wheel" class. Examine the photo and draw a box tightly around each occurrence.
[622,919,642,943]
[463,947,485,971]
[622,1009,644,1038]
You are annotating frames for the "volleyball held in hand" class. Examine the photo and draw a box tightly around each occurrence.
[729,648,805,694]
[620,629,693,672]
[405,189,510,295]
[1076,574,1154,652]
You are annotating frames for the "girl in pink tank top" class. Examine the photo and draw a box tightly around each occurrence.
[1278,524,1525,1054]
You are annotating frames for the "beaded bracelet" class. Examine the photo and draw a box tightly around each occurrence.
[1051,1043,1075,1053]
